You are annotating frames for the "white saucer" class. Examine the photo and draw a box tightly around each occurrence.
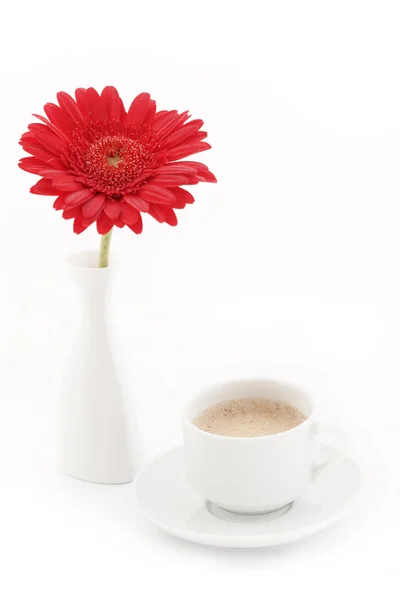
[134,446,362,548]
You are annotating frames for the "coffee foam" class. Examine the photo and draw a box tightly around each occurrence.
[192,398,306,438]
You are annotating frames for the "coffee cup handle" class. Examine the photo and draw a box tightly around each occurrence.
[311,423,347,478]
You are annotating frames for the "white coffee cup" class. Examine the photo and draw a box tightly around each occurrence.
[183,379,345,514]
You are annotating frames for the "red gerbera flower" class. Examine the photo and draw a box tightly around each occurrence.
[19,86,216,235]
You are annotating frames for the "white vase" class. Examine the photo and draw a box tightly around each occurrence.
[58,250,135,484]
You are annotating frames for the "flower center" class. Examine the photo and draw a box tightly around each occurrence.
[107,153,122,168]
[83,135,152,195]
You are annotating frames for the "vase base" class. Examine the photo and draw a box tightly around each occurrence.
[62,470,134,485]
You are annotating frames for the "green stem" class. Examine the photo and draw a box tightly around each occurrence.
[98,229,113,268]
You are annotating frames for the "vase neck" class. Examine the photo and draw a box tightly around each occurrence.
[67,255,115,314]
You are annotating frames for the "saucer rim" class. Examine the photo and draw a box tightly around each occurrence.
[134,446,362,549]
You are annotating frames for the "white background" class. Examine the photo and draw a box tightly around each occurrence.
[1,0,399,597]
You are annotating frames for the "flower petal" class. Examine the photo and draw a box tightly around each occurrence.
[163,208,178,226]
[123,194,150,212]
[121,202,140,225]
[155,164,197,176]
[62,206,81,220]
[28,123,63,155]
[161,120,204,149]
[170,187,195,207]
[143,99,157,125]
[20,143,54,162]
[96,213,113,234]
[19,131,35,144]
[166,141,211,161]
[81,194,105,218]
[151,174,190,186]
[74,88,89,117]
[101,86,126,122]
[73,216,91,234]
[152,111,179,138]
[38,169,69,178]
[153,110,168,122]
[18,157,48,174]
[53,196,65,210]
[138,184,176,205]
[32,113,70,142]
[197,169,217,183]
[104,200,121,219]
[148,205,165,223]
[128,213,143,234]
[57,91,85,126]
[44,103,76,135]
[86,87,108,120]
[48,158,67,170]
[64,188,95,206]
[183,131,208,144]
[52,176,84,192]
[30,178,56,195]
[154,111,191,139]
[177,161,217,182]
[126,92,151,127]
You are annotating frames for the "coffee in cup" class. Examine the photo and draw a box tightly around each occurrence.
[193,398,306,437]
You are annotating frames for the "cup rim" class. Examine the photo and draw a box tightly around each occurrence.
[183,378,313,441]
